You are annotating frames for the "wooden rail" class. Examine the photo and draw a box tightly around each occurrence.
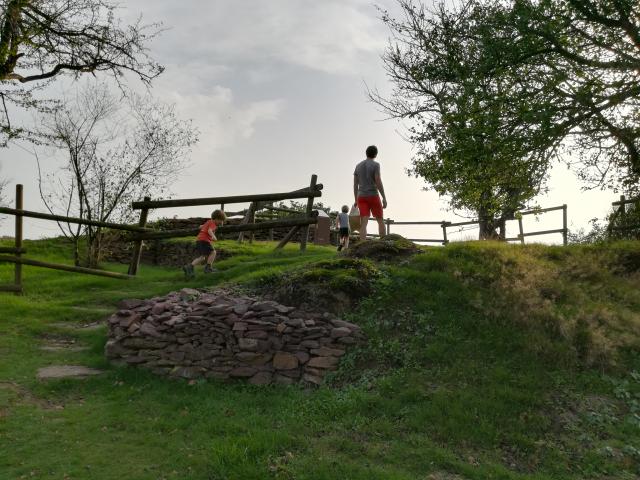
[608,195,639,236]
[374,204,568,246]
[0,255,131,280]
[128,214,319,242]
[0,207,149,232]
[131,185,323,210]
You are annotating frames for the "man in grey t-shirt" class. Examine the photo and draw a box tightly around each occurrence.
[353,145,387,241]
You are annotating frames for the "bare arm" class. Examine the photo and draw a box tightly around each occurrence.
[353,174,359,204]
[375,174,388,208]
[208,227,217,241]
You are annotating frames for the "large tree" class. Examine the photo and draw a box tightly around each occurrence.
[0,0,163,145]
[511,0,640,193]
[37,83,197,267]
[372,0,562,238]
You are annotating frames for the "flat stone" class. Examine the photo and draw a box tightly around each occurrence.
[229,366,258,378]
[302,373,323,385]
[273,352,299,370]
[151,303,169,315]
[139,322,162,338]
[209,305,233,316]
[37,365,104,380]
[330,327,351,338]
[330,319,361,331]
[180,288,200,298]
[307,356,339,369]
[232,322,248,332]
[232,304,250,315]
[245,330,268,340]
[310,347,345,357]
[248,371,273,386]
[118,299,144,310]
[273,374,296,385]
[238,338,259,351]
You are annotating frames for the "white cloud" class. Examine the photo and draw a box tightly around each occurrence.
[127,0,389,76]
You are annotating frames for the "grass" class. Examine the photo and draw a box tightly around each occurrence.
[0,237,639,479]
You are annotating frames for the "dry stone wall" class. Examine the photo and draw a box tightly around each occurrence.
[105,288,364,385]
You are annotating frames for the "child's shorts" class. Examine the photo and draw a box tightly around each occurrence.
[339,227,349,237]
[195,240,214,256]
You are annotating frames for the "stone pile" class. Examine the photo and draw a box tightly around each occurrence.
[105,288,364,385]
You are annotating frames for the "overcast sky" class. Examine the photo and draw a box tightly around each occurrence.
[0,0,616,242]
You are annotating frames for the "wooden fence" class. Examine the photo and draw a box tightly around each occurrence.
[608,195,640,234]
[364,204,568,246]
[0,175,323,293]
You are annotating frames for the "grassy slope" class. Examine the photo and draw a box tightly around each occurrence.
[0,238,639,480]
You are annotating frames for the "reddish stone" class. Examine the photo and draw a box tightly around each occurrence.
[273,352,299,370]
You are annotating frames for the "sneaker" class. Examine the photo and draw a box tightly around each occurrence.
[182,264,195,279]
[337,245,343,251]
[204,264,215,274]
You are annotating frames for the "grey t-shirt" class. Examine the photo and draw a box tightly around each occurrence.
[337,212,349,229]
[354,158,380,197]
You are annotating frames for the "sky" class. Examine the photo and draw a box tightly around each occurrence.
[0,0,616,243]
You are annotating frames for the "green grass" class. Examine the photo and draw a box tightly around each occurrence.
[1,237,639,479]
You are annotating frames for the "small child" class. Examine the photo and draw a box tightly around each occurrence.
[183,209,227,279]
[336,205,350,251]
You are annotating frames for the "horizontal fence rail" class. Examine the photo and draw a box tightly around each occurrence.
[131,185,323,210]
[0,207,150,232]
[0,255,132,280]
[128,213,320,242]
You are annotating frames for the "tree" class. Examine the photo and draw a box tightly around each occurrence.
[0,0,163,145]
[371,0,562,238]
[37,82,197,267]
[511,0,640,193]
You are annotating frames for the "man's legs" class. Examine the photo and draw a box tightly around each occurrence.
[359,216,369,241]
[376,217,386,238]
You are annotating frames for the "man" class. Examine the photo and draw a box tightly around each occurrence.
[354,145,388,241]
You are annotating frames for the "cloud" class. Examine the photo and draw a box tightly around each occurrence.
[153,67,285,151]
[128,0,388,76]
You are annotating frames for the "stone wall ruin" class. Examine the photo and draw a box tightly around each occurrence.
[105,288,364,385]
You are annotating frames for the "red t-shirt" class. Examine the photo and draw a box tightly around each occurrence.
[196,219,218,242]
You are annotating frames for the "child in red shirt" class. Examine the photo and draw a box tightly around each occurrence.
[183,209,226,278]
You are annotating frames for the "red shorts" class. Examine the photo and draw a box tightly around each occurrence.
[357,195,383,218]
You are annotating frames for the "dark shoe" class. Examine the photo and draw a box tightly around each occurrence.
[337,245,343,251]
[183,264,195,279]
[204,264,215,274]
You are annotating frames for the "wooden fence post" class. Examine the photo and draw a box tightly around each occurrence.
[441,221,448,245]
[128,196,151,276]
[276,226,301,250]
[562,204,568,246]
[518,217,525,245]
[300,174,317,251]
[385,219,392,236]
[14,184,23,295]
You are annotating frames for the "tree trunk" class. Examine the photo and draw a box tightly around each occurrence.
[73,237,80,267]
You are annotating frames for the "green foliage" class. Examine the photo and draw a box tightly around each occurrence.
[374,1,561,237]
[1,238,640,478]
[510,0,640,192]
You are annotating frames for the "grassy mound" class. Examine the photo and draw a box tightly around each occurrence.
[254,257,381,313]
[345,234,422,261]
[1,237,640,479]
